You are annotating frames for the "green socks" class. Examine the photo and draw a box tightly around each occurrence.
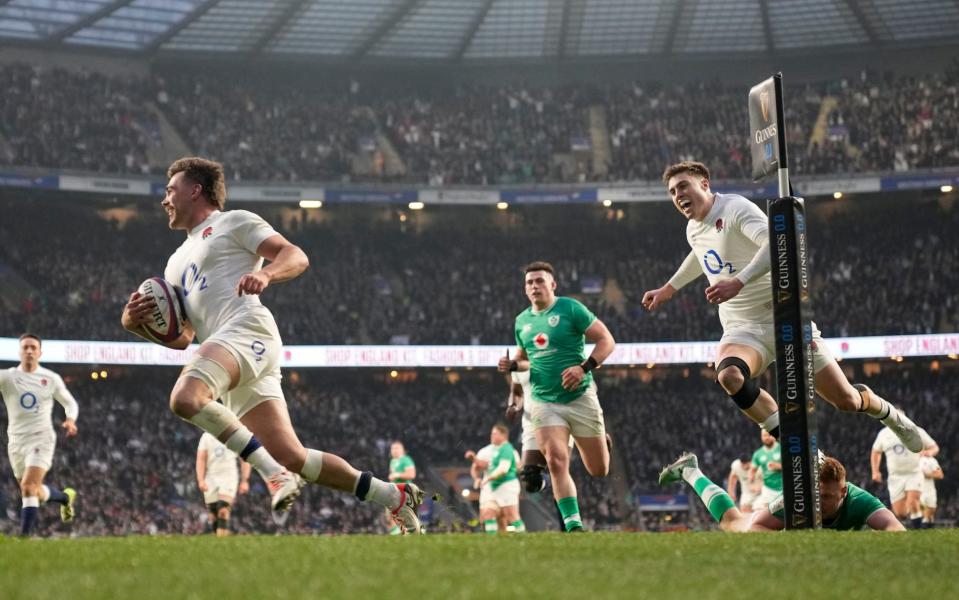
[509,520,526,533]
[557,496,583,531]
[484,519,498,534]
[689,470,736,523]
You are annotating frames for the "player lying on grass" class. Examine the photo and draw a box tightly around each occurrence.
[659,452,904,531]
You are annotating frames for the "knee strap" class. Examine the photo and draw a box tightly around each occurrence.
[717,357,760,410]
[182,355,233,400]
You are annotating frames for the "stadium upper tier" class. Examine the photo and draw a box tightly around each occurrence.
[1,62,958,185]
[0,191,955,346]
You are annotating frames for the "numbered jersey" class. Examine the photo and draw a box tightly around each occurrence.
[0,366,78,437]
[164,210,279,343]
[682,193,773,328]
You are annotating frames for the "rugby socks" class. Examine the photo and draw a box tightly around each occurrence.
[760,412,781,440]
[557,496,583,531]
[223,428,284,478]
[354,471,402,509]
[683,466,736,523]
[20,496,39,536]
[510,520,526,533]
[389,524,402,535]
[484,519,498,534]
[40,484,69,505]
[856,385,893,420]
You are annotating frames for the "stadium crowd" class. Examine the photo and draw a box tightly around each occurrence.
[1,192,956,346]
[1,62,957,183]
[0,364,953,537]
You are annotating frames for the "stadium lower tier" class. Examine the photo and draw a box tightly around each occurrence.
[1,360,954,536]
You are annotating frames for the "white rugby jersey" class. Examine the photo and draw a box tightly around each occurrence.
[164,210,280,343]
[1,366,78,437]
[872,427,936,476]
[919,456,941,479]
[668,193,774,328]
[198,432,239,481]
[729,458,752,488]
[511,370,532,405]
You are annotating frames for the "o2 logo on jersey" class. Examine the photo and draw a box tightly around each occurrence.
[251,340,266,362]
[19,392,38,412]
[703,249,736,275]
[181,263,209,297]
[533,333,549,349]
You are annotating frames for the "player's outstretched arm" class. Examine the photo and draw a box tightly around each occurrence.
[870,450,883,483]
[237,234,309,296]
[866,508,906,531]
[196,449,208,493]
[239,462,251,494]
[747,509,783,531]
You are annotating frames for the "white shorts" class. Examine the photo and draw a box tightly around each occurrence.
[206,311,285,418]
[920,480,937,509]
[887,472,924,503]
[752,485,781,512]
[479,483,495,510]
[488,479,521,509]
[739,488,759,511]
[7,430,56,480]
[720,321,833,376]
[529,382,606,439]
[521,410,575,455]
[203,475,239,505]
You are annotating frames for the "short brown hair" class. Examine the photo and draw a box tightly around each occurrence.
[819,456,846,484]
[19,332,41,347]
[524,261,554,275]
[493,423,509,436]
[168,157,227,210]
[662,161,710,186]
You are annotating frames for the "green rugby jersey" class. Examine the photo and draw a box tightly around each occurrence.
[752,443,783,492]
[389,454,415,484]
[514,296,596,404]
[487,442,519,490]
[771,483,885,530]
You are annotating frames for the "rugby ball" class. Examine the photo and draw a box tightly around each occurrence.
[137,277,185,344]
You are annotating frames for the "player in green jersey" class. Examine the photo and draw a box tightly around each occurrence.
[385,441,416,534]
[659,452,904,531]
[497,261,615,532]
[749,429,782,510]
[479,424,525,533]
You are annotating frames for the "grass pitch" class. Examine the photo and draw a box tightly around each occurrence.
[1,530,955,599]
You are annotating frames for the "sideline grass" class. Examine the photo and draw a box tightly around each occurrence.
[1,530,955,599]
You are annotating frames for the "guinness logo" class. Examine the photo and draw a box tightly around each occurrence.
[793,514,807,527]
[808,400,816,413]
[785,401,800,414]
[760,88,770,122]
[800,290,809,302]
[777,290,792,303]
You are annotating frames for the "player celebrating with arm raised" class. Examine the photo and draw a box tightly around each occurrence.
[1,334,78,536]
[121,157,423,533]
[642,161,925,452]
[498,261,615,532]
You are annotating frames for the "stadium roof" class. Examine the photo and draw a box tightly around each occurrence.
[0,0,957,61]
